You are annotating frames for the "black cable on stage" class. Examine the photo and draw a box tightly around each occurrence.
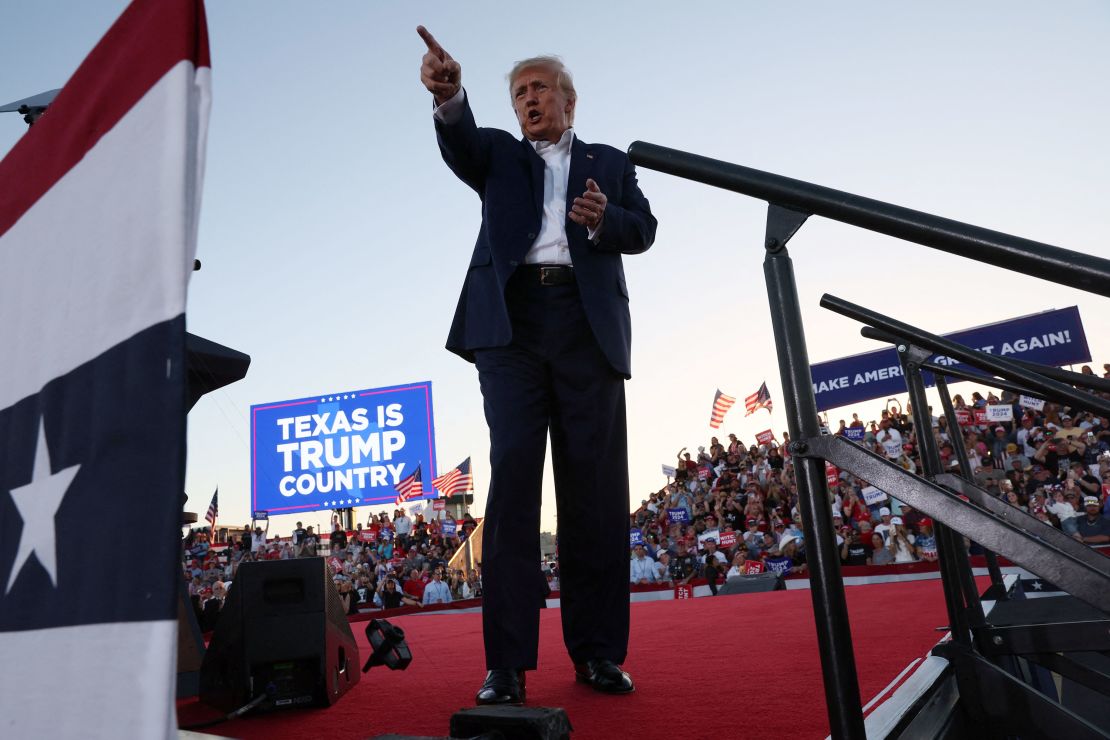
[178,692,269,731]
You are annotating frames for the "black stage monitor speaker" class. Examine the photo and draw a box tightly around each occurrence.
[199,557,360,712]
[717,571,786,596]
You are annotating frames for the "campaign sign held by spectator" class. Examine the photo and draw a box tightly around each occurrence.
[251,381,438,514]
[809,307,1090,411]
[743,560,766,574]
[843,427,865,442]
[442,520,457,537]
[861,486,888,505]
[718,531,737,549]
[755,429,775,446]
[675,584,694,600]
[986,405,1014,422]
[630,529,644,546]
[252,510,268,520]
[825,463,840,487]
[432,499,446,511]
[955,409,972,426]
[667,508,690,524]
[1020,395,1046,411]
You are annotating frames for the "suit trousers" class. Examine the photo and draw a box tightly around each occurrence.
[474,269,631,670]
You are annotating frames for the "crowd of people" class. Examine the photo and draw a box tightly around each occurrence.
[183,509,483,629]
[628,366,1110,594]
[183,365,1110,620]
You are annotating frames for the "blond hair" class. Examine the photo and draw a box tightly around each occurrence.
[507,55,577,123]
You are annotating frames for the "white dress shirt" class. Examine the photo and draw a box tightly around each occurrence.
[629,554,657,583]
[422,578,452,605]
[434,89,598,267]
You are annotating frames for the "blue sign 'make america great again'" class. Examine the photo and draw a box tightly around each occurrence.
[810,307,1090,412]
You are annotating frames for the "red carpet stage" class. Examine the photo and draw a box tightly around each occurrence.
[178,577,987,739]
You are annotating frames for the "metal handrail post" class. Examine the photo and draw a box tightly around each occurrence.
[897,346,979,646]
[934,375,1006,594]
[764,237,865,739]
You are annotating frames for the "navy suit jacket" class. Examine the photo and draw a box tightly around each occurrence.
[436,93,656,378]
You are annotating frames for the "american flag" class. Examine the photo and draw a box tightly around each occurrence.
[0,1,209,734]
[744,382,774,416]
[205,487,218,528]
[709,389,736,429]
[432,457,473,496]
[394,464,423,503]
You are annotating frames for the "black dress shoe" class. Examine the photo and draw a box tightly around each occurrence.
[574,659,635,694]
[476,669,526,705]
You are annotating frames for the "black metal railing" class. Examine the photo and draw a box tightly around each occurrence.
[629,140,1110,739]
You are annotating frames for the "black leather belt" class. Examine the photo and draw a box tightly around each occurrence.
[519,264,575,286]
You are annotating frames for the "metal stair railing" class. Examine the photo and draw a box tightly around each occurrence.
[628,140,1110,739]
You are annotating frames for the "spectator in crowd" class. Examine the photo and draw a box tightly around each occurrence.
[403,567,427,602]
[873,507,894,543]
[462,570,483,599]
[842,489,870,529]
[875,417,904,460]
[1075,496,1110,545]
[251,520,268,555]
[725,551,748,579]
[914,519,938,562]
[654,551,673,585]
[356,575,373,605]
[761,543,791,575]
[336,578,359,616]
[394,509,413,548]
[447,569,467,600]
[629,544,656,584]
[702,547,723,596]
[868,534,894,566]
[302,526,318,557]
[330,523,348,553]
[778,535,807,574]
[422,569,452,605]
[292,521,307,556]
[1047,489,1083,535]
[887,517,917,563]
[670,541,698,585]
[377,578,421,609]
[840,528,870,566]
[701,539,727,570]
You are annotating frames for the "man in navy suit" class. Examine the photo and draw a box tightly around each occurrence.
[419,27,656,705]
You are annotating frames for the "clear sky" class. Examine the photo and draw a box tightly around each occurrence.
[3,1,1108,536]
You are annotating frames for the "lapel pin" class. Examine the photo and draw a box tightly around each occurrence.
[586,153,594,159]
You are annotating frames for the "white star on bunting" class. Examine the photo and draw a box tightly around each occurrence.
[6,419,81,593]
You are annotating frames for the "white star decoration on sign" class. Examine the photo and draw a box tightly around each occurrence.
[6,420,81,594]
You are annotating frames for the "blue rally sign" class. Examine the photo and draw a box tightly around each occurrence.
[810,307,1090,412]
[251,381,437,515]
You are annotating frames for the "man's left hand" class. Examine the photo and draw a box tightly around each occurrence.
[570,178,606,231]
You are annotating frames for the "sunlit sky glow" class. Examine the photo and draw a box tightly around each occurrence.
[4,1,1107,534]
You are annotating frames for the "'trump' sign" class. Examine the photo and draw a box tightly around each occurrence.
[251,382,437,514]
[810,307,1090,411]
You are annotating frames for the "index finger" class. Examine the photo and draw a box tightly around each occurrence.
[416,25,445,60]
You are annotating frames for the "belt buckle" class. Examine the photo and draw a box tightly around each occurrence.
[540,266,556,285]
